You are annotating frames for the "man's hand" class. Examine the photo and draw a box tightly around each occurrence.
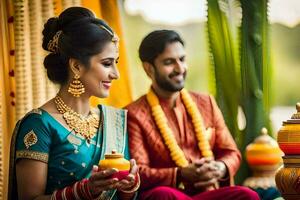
[193,159,220,189]
[179,163,200,183]
[179,158,228,190]
[180,158,213,183]
[211,160,227,180]
[193,159,228,189]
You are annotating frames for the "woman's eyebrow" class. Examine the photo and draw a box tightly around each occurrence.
[100,57,115,61]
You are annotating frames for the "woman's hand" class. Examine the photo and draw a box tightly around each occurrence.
[87,165,119,197]
[116,159,139,191]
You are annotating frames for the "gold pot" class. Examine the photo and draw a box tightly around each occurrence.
[277,103,300,155]
[275,103,300,199]
[275,156,300,200]
[99,150,130,171]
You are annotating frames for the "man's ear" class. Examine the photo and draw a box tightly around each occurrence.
[69,58,84,76]
[142,62,155,79]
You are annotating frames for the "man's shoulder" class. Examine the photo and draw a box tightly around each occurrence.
[188,90,212,104]
[125,95,149,114]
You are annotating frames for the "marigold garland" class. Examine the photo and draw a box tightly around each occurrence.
[146,88,213,167]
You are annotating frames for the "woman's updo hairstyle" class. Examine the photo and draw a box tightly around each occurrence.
[42,7,116,85]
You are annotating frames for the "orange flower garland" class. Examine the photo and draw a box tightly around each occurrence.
[146,88,213,168]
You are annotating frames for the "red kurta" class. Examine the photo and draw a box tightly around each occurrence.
[126,91,241,192]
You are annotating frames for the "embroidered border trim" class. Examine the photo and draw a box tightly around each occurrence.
[16,150,49,163]
[28,108,42,115]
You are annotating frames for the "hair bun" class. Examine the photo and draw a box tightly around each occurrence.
[42,17,60,51]
[59,7,95,26]
[44,53,68,84]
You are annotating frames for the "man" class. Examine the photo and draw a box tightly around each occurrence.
[126,30,259,200]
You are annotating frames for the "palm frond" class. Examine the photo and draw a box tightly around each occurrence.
[207,0,241,140]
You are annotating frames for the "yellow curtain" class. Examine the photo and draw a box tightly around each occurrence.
[89,0,133,108]
[14,0,33,120]
[29,0,47,108]
[62,0,81,10]
[53,0,63,16]
[0,0,15,198]
[82,0,102,18]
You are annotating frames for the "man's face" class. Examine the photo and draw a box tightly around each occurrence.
[152,41,187,92]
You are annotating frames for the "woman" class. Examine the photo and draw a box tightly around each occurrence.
[8,7,139,200]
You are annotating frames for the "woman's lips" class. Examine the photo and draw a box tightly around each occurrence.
[102,81,111,89]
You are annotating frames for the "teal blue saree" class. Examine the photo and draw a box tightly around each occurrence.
[9,105,133,200]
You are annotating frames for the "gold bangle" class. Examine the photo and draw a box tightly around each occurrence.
[119,174,140,194]
[95,190,107,200]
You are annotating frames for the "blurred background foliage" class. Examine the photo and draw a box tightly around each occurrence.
[119,0,300,183]
[119,2,300,107]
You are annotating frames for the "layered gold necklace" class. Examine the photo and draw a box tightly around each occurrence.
[54,95,100,141]
[146,88,213,167]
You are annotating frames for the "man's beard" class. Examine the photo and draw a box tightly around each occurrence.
[154,68,186,92]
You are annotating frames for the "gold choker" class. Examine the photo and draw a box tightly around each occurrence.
[54,95,100,142]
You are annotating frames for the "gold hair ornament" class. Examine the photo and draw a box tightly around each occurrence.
[47,30,62,53]
[99,25,119,44]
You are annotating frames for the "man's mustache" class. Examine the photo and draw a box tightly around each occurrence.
[169,71,186,78]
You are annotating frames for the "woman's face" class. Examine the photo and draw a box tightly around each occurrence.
[80,42,120,98]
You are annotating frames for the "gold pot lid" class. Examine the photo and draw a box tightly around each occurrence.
[284,103,300,124]
[104,150,124,159]
[252,128,278,146]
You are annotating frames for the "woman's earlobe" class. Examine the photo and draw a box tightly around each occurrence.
[69,58,82,75]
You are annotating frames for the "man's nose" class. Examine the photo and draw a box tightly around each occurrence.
[175,61,186,74]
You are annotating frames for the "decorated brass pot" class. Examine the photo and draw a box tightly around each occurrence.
[244,128,283,189]
[99,150,130,180]
[275,103,300,199]
[276,156,300,200]
[246,128,282,167]
[277,103,300,154]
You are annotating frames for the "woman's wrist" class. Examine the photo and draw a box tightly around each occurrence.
[86,178,102,199]
[51,179,95,200]
[83,178,98,199]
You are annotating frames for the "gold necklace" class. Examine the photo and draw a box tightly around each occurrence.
[146,88,213,167]
[54,95,100,142]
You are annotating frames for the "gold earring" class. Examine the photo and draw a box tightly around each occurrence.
[68,74,85,97]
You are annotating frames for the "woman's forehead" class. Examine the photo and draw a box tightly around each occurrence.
[96,42,119,58]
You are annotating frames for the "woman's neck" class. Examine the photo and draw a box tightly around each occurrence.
[57,85,91,116]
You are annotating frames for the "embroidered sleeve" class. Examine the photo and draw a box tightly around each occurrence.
[15,113,51,163]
